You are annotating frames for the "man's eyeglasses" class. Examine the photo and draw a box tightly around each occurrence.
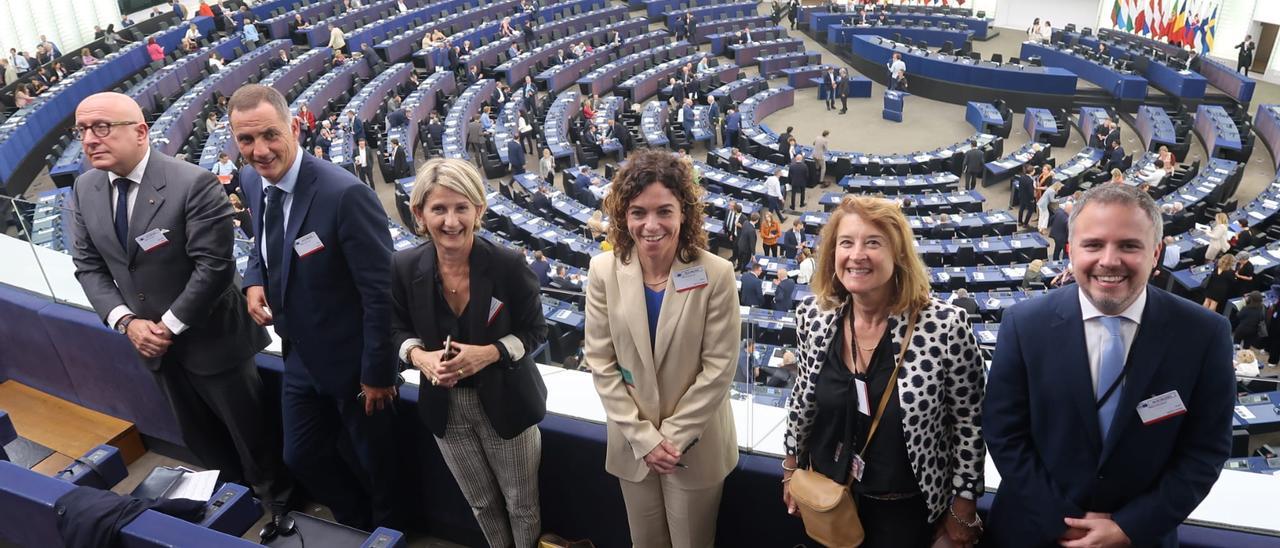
[70,121,140,139]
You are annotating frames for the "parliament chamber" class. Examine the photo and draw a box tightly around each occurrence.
[3,0,1280,546]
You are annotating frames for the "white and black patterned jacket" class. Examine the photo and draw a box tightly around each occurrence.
[784,295,986,521]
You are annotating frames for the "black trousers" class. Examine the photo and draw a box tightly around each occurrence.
[840,95,848,111]
[152,356,291,515]
[355,164,374,187]
[1018,202,1034,225]
[281,352,401,531]
[964,171,980,190]
[1052,237,1066,261]
[854,493,936,548]
[789,184,806,208]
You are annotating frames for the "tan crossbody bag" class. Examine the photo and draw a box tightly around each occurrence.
[788,314,916,548]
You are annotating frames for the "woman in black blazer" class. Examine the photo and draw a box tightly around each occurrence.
[390,158,548,548]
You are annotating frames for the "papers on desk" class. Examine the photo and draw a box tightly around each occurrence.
[553,309,574,321]
[972,271,985,280]
[1002,267,1026,278]
[168,469,220,501]
[1235,405,1256,420]
[977,330,997,343]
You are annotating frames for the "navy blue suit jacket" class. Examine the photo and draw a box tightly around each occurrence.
[242,153,396,396]
[772,278,795,311]
[983,285,1233,547]
[507,139,525,167]
[740,272,764,308]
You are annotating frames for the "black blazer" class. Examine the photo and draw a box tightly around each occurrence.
[390,236,549,439]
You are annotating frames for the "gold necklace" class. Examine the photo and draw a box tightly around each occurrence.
[644,277,669,287]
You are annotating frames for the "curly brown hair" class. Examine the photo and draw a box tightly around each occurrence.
[602,149,707,264]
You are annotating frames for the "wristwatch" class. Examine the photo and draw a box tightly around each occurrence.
[116,315,136,334]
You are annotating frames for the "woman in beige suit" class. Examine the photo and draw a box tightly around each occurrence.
[584,149,741,548]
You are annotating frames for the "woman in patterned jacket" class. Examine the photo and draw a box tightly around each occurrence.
[780,195,986,548]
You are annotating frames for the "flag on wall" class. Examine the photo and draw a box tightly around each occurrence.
[1202,5,1217,51]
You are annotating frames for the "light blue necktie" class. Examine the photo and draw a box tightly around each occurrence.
[1096,316,1126,440]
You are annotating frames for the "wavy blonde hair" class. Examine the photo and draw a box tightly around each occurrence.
[810,195,931,314]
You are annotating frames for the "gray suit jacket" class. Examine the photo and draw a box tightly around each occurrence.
[70,150,269,374]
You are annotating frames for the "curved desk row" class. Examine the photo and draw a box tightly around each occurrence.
[882,12,992,40]
[1195,105,1243,160]
[710,74,767,102]
[387,70,458,163]
[1051,146,1105,186]
[304,0,413,48]
[641,100,669,147]
[1075,106,1112,143]
[1136,104,1180,153]
[643,0,723,19]
[757,51,822,78]
[496,12,642,86]
[262,0,339,39]
[984,141,1049,183]
[530,4,628,45]
[839,172,959,195]
[702,18,777,52]
[1257,105,1280,172]
[1096,27,1253,104]
[845,36,1077,108]
[544,89,582,160]
[442,79,499,161]
[539,30,668,93]
[1165,170,1279,268]
[1020,41,1146,101]
[730,38,805,66]
[617,51,719,103]
[664,1,758,28]
[828,24,973,50]
[373,0,519,63]
[331,63,416,168]
[579,40,693,97]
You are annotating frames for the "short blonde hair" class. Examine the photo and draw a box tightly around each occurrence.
[810,195,931,314]
[409,158,487,236]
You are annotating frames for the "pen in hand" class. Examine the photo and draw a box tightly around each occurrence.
[674,438,699,469]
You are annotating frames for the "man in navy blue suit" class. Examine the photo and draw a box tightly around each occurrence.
[507,138,526,175]
[984,185,1233,548]
[739,262,764,307]
[771,268,795,311]
[230,85,401,531]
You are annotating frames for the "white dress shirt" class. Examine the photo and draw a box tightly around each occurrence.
[764,175,782,200]
[259,147,304,270]
[105,149,189,335]
[1078,287,1146,391]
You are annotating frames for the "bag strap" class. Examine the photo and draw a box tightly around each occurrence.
[844,312,917,486]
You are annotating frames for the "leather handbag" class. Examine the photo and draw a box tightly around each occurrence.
[788,314,916,548]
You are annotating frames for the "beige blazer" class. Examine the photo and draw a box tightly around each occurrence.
[585,248,740,489]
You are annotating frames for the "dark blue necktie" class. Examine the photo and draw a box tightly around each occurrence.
[113,178,131,250]
[264,186,286,312]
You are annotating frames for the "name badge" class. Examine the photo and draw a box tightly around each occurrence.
[293,232,325,258]
[1136,390,1187,426]
[135,228,170,252]
[487,297,504,326]
[672,266,709,292]
[849,452,866,482]
[855,378,871,416]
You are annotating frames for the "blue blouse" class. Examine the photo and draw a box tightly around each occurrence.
[644,286,664,350]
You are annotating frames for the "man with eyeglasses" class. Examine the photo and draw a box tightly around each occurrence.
[67,92,291,525]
